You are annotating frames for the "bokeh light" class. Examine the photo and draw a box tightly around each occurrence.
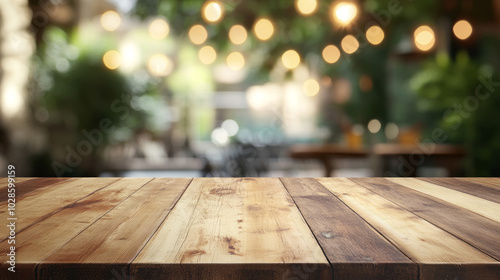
[211,127,229,146]
[148,19,169,40]
[341,35,359,54]
[147,54,174,77]
[295,0,318,16]
[222,119,239,136]
[385,123,399,140]
[189,24,208,45]
[368,119,381,134]
[229,25,248,45]
[254,18,275,41]
[227,51,245,70]
[333,2,357,26]
[102,50,121,70]
[366,25,385,45]
[414,25,435,51]
[202,1,224,23]
[281,50,301,70]
[100,11,121,31]
[453,20,473,40]
[198,46,217,65]
[303,79,320,96]
[322,45,341,64]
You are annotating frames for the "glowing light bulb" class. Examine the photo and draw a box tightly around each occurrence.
[100,11,121,31]
[341,35,359,54]
[202,1,224,23]
[295,0,318,16]
[189,25,208,45]
[333,2,357,26]
[303,79,320,96]
[414,25,435,51]
[148,19,169,40]
[322,45,341,64]
[366,25,384,45]
[281,50,301,70]
[227,52,245,70]
[229,25,248,45]
[199,46,217,65]
[102,50,121,70]
[453,20,473,40]
[147,54,173,77]
[254,18,274,41]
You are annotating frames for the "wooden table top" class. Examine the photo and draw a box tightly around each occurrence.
[1,177,499,280]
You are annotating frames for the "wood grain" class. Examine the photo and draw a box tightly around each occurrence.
[0,178,152,280]
[419,178,500,203]
[0,178,119,241]
[37,178,190,280]
[281,177,417,280]
[131,178,331,280]
[353,178,500,260]
[0,178,70,203]
[389,178,500,223]
[316,178,499,280]
[459,178,500,189]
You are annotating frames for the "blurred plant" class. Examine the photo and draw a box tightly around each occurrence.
[411,51,500,176]
[31,27,151,175]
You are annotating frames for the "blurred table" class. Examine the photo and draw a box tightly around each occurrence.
[289,144,369,176]
[374,143,465,176]
[289,143,465,177]
[1,177,499,279]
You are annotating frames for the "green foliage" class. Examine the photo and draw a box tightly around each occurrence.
[411,51,500,176]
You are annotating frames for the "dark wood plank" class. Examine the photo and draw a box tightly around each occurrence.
[0,178,152,280]
[420,178,500,203]
[458,178,500,189]
[281,178,417,280]
[352,178,500,261]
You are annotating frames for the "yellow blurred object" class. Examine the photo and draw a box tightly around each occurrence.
[101,11,121,31]
[346,131,363,148]
[398,125,422,145]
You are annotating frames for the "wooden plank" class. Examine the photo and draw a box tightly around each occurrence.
[281,178,417,280]
[353,178,500,260]
[0,178,119,241]
[0,178,71,203]
[0,178,152,280]
[37,178,191,280]
[459,178,500,189]
[131,178,331,280]
[316,178,499,280]
[389,178,500,223]
[419,178,500,203]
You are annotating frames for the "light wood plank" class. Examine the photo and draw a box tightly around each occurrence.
[419,178,500,203]
[37,178,190,280]
[353,178,500,260]
[281,178,417,280]
[0,178,119,241]
[131,178,331,280]
[316,178,499,280]
[389,178,500,223]
[0,178,71,203]
[0,178,152,280]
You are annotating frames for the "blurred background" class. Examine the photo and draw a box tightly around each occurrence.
[1,0,499,177]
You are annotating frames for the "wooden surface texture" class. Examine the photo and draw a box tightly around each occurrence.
[1,177,499,279]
